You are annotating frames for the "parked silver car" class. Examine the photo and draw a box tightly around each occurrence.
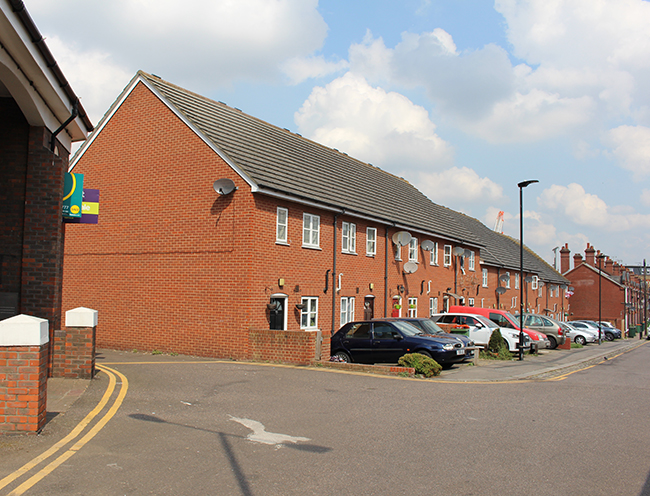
[519,313,566,349]
[560,321,597,345]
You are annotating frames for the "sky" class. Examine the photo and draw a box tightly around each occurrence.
[27,0,650,269]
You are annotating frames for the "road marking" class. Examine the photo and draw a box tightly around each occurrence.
[229,416,310,445]
[0,365,128,496]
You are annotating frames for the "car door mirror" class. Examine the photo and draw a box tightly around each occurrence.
[392,332,403,340]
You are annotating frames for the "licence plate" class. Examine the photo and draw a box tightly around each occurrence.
[456,349,465,355]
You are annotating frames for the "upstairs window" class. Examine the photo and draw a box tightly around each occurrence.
[532,275,539,290]
[443,245,452,267]
[303,213,320,248]
[342,222,356,254]
[482,268,488,287]
[515,273,520,290]
[366,228,377,256]
[276,207,288,243]
[408,238,418,262]
[505,272,511,289]
[468,251,475,271]
[430,242,439,265]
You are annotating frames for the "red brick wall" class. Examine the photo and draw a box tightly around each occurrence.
[51,326,96,379]
[249,329,330,364]
[0,345,48,433]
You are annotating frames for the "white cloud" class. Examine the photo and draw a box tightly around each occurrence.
[538,183,650,230]
[294,73,453,170]
[281,56,349,85]
[30,0,328,94]
[603,125,650,179]
[641,189,650,207]
[413,167,505,207]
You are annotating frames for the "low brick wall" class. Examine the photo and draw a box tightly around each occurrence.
[249,329,331,365]
[316,361,416,377]
[0,344,49,433]
[51,326,96,379]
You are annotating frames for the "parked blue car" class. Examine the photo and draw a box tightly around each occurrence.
[331,320,468,367]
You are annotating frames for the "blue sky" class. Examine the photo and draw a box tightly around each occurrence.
[28,0,650,268]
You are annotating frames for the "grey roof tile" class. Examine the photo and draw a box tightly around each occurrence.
[140,72,482,246]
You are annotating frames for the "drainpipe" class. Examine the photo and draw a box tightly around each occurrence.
[50,99,79,152]
[496,267,501,309]
[331,213,339,335]
[384,226,389,317]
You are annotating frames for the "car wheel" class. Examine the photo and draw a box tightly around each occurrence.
[575,335,586,346]
[605,333,614,341]
[548,335,557,349]
[333,351,351,363]
[417,350,433,358]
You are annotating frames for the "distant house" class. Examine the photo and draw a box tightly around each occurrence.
[1,1,92,332]
[62,71,566,363]
[560,243,637,331]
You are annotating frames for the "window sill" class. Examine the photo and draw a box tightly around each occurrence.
[276,241,290,246]
[302,245,322,250]
[342,251,358,256]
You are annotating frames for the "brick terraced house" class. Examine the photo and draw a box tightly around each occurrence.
[62,72,567,364]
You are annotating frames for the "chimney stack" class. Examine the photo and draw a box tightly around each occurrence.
[585,243,596,266]
[560,243,571,273]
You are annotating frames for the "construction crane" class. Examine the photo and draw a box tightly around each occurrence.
[493,211,504,233]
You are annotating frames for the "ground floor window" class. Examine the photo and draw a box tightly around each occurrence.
[301,297,318,329]
[341,296,355,326]
[429,297,438,316]
[468,298,475,307]
[408,297,417,317]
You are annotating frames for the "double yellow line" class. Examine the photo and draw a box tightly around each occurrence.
[0,364,128,495]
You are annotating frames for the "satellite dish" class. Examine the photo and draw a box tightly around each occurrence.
[391,231,412,247]
[453,246,465,256]
[539,281,545,287]
[463,249,473,258]
[525,276,533,283]
[496,286,507,295]
[403,261,419,274]
[499,274,510,282]
[421,240,435,251]
[213,178,237,195]
[560,284,568,290]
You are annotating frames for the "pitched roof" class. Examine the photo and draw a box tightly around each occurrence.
[131,71,482,246]
[456,212,569,285]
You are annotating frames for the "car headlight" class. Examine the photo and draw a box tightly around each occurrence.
[442,343,455,351]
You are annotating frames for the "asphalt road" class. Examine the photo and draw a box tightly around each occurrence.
[2,346,650,496]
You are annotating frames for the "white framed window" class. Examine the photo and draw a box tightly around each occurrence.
[408,297,418,317]
[302,213,320,248]
[429,297,438,316]
[340,296,355,326]
[511,296,517,308]
[515,273,520,290]
[532,275,539,290]
[443,245,452,267]
[482,268,488,288]
[480,298,484,308]
[408,238,418,262]
[276,207,288,244]
[506,272,510,289]
[468,298,475,307]
[300,297,318,329]
[342,222,356,254]
[430,242,439,265]
[366,228,377,256]
[468,251,475,271]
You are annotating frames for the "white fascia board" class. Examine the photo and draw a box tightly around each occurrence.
[0,2,86,148]
[70,74,258,192]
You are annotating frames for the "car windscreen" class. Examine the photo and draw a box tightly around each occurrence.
[391,320,424,336]
[418,319,445,334]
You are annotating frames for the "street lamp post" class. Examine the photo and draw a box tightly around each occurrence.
[518,179,538,361]
[597,254,605,345]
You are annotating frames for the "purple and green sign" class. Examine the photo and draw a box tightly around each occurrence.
[64,189,99,224]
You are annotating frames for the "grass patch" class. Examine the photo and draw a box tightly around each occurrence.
[571,342,584,349]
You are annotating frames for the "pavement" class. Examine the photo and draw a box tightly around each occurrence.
[44,337,649,416]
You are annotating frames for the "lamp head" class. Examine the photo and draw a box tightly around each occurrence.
[518,179,539,188]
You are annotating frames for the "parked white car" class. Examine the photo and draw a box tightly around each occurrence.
[430,313,530,352]
[563,321,598,345]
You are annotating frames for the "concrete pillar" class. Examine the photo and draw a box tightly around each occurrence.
[0,315,49,433]
[52,307,97,379]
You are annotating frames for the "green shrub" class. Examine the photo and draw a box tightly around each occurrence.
[488,329,506,353]
[398,353,442,377]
